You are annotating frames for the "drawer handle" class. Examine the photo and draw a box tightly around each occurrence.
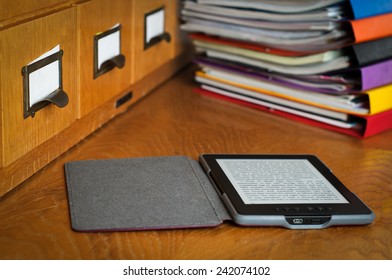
[22,48,68,119]
[148,32,171,46]
[99,54,126,72]
[93,24,125,79]
[27,89,69,118]
[145,32,171,49]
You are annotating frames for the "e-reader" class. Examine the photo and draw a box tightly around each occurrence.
[65,155,374,231]
[199,154,375,229]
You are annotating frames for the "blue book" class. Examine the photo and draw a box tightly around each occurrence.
[349,0,392,19]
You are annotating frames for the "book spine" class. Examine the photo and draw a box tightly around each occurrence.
[365,84,392,115]
[351,36,392,66]
[360,60,392,90]
[350,13,392,43]
[349,0,392,19]
[363,109,392,137]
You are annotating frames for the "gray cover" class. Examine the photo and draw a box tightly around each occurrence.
[65,156,231,231]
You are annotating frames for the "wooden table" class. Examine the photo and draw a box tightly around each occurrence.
[1,66,392,260]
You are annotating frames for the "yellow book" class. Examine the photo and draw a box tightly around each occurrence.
[196,70,392,116]
[366,85,392,115]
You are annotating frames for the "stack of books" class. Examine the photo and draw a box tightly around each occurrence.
[181,0,392,138]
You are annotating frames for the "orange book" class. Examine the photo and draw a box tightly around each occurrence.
[196,71,392,116]
[350,12,392,43]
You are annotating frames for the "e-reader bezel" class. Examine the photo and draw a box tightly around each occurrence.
[200,154,373,218]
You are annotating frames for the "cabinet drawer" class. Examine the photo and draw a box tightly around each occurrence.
[132,0,176,82]
[77,0,133,117]
[0,0,70,23]
[0,8,77,166]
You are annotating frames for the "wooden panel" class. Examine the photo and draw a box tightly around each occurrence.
[77,0,134,117]
[0,8,77,166]
[172,0,192,57]
[132,0,176,82]
[0,0,73,24]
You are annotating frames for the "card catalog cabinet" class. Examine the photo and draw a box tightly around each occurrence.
[0,0,188,196]
[0,8,77,167]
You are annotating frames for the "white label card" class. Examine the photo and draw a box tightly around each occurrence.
[217,159,349,204]
[97,24,121,68]
[28,45,60,106]
[145,8,165,44]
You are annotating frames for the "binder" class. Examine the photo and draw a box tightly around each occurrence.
[193,0,392,19]
[196,54,392,94]
[183,3,392,51]
[348,0,392,19]
[194,39,392,91]
[350,35,392,66]
[354,59,392,90]
[192,33,392,66]
[189,33,308,57]
[350,12,392,44]
[195,87,392,138]
[196,70,392,116]
[188,0,392,21]
[193,37,343,66]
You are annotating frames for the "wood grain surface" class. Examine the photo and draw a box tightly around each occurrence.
[0,7,77,166]
[132,0,177,82]
[1,66,392,260]
[77,0,134,117]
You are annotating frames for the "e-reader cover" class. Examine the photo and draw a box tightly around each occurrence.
[65,156,231,232]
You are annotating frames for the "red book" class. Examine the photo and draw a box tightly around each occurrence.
[194,87,392,138]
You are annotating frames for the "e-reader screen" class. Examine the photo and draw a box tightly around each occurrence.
[216,159,349,205]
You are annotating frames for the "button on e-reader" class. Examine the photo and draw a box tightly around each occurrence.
[305,206,333,212]
[274,207,302,213]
